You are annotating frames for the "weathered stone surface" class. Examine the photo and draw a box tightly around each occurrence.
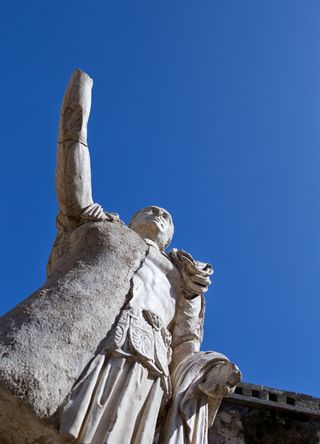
[0,220,147,420]
[0,386,64,444]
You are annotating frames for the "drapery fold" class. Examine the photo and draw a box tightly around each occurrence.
[162,351,232,444]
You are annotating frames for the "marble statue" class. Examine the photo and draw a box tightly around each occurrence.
[56,69,240,444]
[0,69,240,444]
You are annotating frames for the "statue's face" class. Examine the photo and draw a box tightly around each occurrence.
[129,206,174,251]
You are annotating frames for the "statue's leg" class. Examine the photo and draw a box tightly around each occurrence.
[131,376,163,444]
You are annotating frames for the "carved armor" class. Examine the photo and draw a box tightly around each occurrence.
[108,307,172,396]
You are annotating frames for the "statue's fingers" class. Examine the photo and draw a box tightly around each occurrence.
[183,277,207,295]
[92,204,103,218]
[184,259,212,277]
[104,212,116,222]
[170,253,183,268]
[190,274,211,287]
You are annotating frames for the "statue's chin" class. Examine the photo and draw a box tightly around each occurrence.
[131,222,170,251]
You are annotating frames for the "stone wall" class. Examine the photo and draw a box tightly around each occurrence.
[209,382,320,444]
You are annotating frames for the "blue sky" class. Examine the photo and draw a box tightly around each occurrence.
[1,1,320,396]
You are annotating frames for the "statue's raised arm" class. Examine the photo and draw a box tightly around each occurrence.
[56,69,110,224]
[56,69,94,216]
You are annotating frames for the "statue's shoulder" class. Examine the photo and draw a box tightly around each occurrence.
[47,216,146,280]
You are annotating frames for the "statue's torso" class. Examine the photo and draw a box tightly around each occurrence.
[129,241,182,327]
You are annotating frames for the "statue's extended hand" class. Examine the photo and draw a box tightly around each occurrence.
[80,203,119,222]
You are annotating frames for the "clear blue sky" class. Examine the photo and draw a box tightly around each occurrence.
[1,1,320,397]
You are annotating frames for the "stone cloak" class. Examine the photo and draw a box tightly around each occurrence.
[0,220,147,433]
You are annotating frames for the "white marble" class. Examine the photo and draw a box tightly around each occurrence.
[57,70,241,444]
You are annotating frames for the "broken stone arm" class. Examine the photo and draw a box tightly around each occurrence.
[56,69,108,222]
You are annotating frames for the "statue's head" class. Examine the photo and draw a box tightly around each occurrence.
[129,206,174,251]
